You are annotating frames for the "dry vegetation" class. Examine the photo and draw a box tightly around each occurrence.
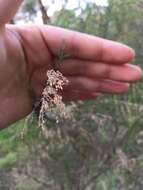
[0,0,143,190]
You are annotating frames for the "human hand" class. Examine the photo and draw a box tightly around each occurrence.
[0,0,142,128]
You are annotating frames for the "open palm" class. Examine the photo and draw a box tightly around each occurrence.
[0,0,142,128]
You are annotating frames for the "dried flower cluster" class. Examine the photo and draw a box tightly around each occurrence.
[38,69,68,132]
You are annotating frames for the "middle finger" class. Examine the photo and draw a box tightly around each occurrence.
[58,59,142,82]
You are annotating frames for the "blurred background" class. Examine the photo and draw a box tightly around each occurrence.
[1,0,143,189]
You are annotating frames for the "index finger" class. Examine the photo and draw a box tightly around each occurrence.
[40,25,135,64]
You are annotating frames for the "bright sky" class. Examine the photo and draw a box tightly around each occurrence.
[30,0,108,24]
[42,0,108,16]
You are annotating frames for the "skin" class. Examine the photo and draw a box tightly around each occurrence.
[0,0,142,128]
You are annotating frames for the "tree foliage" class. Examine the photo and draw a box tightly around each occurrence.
[1,0,143,189]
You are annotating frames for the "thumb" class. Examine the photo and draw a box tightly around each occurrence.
[0,0,23,26]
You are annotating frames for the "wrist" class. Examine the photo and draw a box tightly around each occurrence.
[0,93,33,129]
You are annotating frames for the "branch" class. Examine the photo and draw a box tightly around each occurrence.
[25,168,53,188]
[38,0,50,24]
[81,166,109,190]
